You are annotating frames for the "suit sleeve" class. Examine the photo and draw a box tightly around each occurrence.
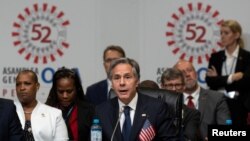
[54,110,69,140]
[85,87,92,101]
[8,102,24,141]
[205,53,229,90]
[183,109,200,141]
[215,94,231,124]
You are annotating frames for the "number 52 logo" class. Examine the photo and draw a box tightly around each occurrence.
[12,3,70,64]
[166,2,222,64]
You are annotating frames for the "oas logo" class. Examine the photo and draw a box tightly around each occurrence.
[12,3,70,64]
[166,2,222,64]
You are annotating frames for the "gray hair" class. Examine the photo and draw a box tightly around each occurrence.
[161,68,184,84]
[108,58,140,80]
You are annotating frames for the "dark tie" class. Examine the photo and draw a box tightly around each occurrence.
[108,89,114,99]
[187,96,195,109]
[122,106,131,141]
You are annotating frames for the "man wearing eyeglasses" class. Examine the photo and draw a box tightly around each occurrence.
[86,45,126,105]
[161,68,201,141]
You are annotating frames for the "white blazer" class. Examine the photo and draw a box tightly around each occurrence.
[14,101,69,141]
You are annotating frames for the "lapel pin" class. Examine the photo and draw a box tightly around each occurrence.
[142,113,147,117]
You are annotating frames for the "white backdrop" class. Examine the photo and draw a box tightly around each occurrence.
[1,0,250,102]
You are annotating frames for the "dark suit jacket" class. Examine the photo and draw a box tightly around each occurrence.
[198,88,230,139]
[86,79,108,105]
[77,101,95,141]
[182,105,200,141]
[0,98,24,141]
[95,93,179,141]
[206,49,250,125]
[66,101,95,141]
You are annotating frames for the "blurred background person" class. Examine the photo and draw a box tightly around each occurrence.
[206,20,250,125]
[86,45,126,105]
[0,98,24,141]
[15,70,68,141]
[139,79,159,89]
[161,68,200,141]
[46,67,95,141]
[174,60,230,140]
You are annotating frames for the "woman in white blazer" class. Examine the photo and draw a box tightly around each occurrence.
[15,70,68,141]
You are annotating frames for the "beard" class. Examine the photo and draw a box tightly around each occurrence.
[185,79,198,92]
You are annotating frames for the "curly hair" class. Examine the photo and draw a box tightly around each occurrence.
[45,67,86,107]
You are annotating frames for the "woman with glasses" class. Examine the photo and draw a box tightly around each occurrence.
[46,67,95,141]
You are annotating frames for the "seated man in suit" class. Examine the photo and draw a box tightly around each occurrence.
[86,45,126,105]
[161,68,200,141]
[95,58,178,141]
[174,60,231,140]
[0,98,24,141]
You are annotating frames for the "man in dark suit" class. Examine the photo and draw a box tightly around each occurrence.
[174,60,231,140]
[96,58,178,141]
[86,45,126,105]
[161,68,201,141]
[0,98,24,141]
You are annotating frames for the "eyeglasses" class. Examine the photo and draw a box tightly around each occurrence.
[164,83,184,90]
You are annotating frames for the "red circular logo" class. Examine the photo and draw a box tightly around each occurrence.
[12,3,70,64]
[166,2,223,64]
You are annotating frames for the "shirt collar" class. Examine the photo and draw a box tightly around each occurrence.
[107,79,112,90]
[118,93,138,111]
[183,86,200,101]
[225,45,239,58]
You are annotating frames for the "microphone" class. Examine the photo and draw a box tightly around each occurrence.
[111,107,124,141]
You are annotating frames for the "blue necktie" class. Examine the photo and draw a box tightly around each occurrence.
[122,106,131,141]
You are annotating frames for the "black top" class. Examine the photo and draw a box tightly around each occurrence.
[24,120,35,141]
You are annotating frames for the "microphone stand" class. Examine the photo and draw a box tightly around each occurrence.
[111,107,124,141]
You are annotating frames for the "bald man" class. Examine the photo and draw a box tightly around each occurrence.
[174,60,230,140]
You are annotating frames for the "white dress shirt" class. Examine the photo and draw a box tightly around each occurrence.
[223,45,239,84]
[118,93,138,131]
[183,86,200,109]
